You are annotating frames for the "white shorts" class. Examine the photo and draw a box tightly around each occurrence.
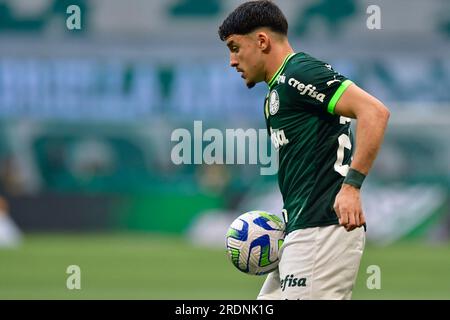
[257,224,365,300]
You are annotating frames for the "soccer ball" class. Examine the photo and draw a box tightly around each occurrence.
[226,210,285,275]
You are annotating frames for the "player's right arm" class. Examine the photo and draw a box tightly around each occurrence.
[333,83,390,231]
[334,84,390,176]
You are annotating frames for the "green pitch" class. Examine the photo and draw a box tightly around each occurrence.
[0,234,449,299]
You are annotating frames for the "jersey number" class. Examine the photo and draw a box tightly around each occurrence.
[334,117,352,176]
[334,134,351,176]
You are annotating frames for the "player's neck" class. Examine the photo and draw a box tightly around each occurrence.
[265,44,295,85]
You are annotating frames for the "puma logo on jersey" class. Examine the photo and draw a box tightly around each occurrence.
[288,78,326,103]
[270,127,289,150]
[327,77,341,86]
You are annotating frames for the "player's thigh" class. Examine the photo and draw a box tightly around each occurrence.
[277,225,365,300]
[257,268,281,300]
[312,225,365,299]
[277,227,319,300]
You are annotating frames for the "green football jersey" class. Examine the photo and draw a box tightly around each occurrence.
[264,52,354,234]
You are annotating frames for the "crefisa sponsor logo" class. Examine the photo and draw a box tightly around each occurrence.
[288,78,326,103]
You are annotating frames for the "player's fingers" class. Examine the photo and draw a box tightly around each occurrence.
[354,213,360,228]
[346,212,357,231]
[338,210,348,226]
[359,211,366,226]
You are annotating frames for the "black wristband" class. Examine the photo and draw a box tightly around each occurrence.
[343,168,366,189]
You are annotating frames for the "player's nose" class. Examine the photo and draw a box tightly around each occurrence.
[229,56,238,68]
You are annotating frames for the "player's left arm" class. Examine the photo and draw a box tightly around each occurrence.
[333,83,390,231]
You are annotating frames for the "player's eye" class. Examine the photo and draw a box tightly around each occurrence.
[231,46,239,53]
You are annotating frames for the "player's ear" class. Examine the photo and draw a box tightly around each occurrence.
[256,32,270,51]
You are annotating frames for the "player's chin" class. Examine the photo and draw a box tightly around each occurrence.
[246,80,256,89]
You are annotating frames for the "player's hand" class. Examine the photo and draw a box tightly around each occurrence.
[333,184,366,232]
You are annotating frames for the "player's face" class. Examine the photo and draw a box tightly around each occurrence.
[226,34,265,89]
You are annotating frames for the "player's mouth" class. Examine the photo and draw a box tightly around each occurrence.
[237,68,245,79]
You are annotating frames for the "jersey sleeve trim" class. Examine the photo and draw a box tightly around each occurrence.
[327,80,353,114]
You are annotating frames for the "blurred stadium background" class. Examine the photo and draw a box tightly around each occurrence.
[0,0,449,299]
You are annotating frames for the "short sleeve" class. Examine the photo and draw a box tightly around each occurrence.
[284,58,353,114]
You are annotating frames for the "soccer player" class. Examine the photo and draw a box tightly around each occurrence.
[218,1,390,299]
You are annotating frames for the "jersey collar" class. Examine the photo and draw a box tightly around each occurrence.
[267,52,296,90]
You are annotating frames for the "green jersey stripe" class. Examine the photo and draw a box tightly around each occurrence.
[327,79,353,114]
[268,53,296,89]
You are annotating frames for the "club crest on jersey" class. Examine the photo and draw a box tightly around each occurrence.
[269,90,280,115]
[288,78,326,103]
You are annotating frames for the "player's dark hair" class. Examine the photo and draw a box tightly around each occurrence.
[218,0,288,41]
